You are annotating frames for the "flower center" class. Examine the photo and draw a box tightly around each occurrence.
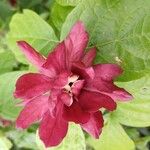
[63,75,79,93]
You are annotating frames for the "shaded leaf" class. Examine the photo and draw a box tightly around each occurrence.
[7,9,58,64]
[0,71,26,120]
[87,116,135,150]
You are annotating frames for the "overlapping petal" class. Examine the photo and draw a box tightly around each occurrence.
[81,111,103,138]
[82,48,96,67]
[17,41,46,68]
[63,101,90,124]
[16,95,49,129]
[42,42,67,77]
[14,73,53,99]
[93,64,123,81]
[65,21,89,65]
[79,89,116,112]
[39,103,68,147]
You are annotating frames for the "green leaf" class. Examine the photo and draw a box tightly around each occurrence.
[7,130,38,150]
[113,75,150,127]
[0,71,26,120]
[56,0,83,6]
[18,0,43,8]
[0,132,12,150]
[0,1,14,21]
[50,2,73,34]
[7,9,58,64]
[135,136,150,150]
[0,137,12,150]
[88,116,135,150]
[36,123,86,150]
[61,0,150,81]
[0,51,16,75]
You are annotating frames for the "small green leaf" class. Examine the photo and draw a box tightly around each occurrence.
[0,71,26,120]
[88,116,135,150]
[56,0,83,6]
[113,75,150,127]
[7,9,58,64]
[36,123,86,150]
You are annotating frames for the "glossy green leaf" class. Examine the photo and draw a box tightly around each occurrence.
[88,116,135,150]
[36,123,86,150]
[0,71,26,120]
[113,75,150,127]
[56,0,83,6]
[61,0,150,81]
[7,9,58,64]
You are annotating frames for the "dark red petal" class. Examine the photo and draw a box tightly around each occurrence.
[72,62,95,80]
[81,111,103,138]
[93,64,123,81]
[86,78,133,101]
[39,103,68,147]
[42,42,67,77]
[16,95,49,129]
[17,41,46,68]
[82,48,96,67]
[48,89,61,117]
[14,73,52,99]
[53,72,69,89]
[104,89,133,101]
[65,21,89,64]
[72,80,85,97]
[63,100,90,124]
[79,89,116,112]
[60,92,73,107]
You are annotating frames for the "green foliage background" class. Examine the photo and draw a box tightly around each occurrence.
[0,0,149,150]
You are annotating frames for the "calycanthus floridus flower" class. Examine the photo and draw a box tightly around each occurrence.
[14,21,133,147]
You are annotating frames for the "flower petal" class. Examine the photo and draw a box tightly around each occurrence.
[65,21,89,63]
[79,89,116,112]
[42,42,67,77]
[72,80,85,97]
[94,64,123,81]
[16,95,49,129]
[81,111,103,138]
[48,89,61,117]
[39,103,68,147]
[14,73,53,99]
[17,41,46,68]
[82,48,96,67]
[86,76,133,101]
[63,100,90,124]
[60,92,73,107]
[72,62,95,80]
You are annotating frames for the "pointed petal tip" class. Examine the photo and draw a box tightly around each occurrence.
[17,40,28,48]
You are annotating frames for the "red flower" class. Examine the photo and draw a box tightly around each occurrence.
[14,21,133,147]
[9,0,17,6]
